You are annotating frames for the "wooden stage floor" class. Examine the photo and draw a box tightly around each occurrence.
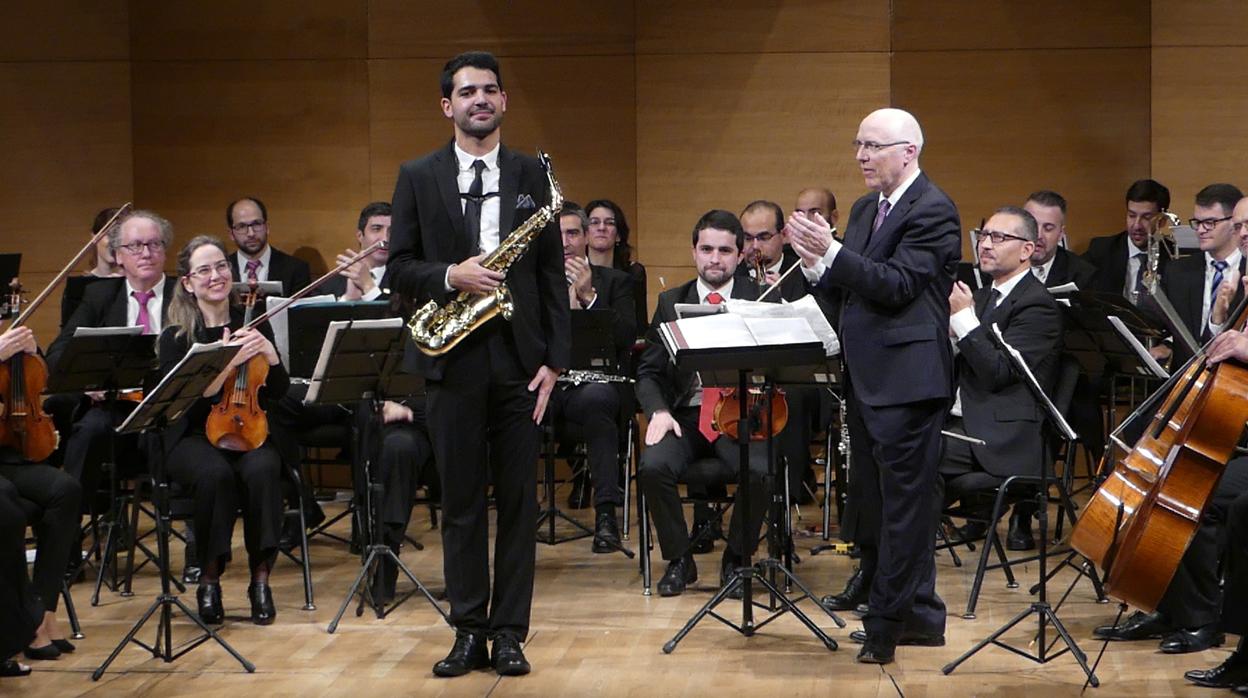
[7,499,1237,697]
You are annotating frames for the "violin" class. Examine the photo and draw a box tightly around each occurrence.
[711,386,789,441]
[204,279,270,452]
[203,239,388,452]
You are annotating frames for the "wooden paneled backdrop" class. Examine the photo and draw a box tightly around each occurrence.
[0,1,1239,345]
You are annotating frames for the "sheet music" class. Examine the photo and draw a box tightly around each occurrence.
[1047,282,1079,294]
[1107,315,1169,379]
[115,339,229,433]
[265,294,335,368]
[726,296,840,356]
[305,317,403,404]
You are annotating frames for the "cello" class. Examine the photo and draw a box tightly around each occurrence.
[1070,233,1248,612]
[0,204,131,462]
[204,239,387,451]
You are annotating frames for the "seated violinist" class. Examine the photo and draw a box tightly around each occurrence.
[158,235,288,626]
[636,210,772,597]
[0,327,82,663]
[1096,199,1248,661]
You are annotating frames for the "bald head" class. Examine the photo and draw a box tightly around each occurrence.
[862,108,924,155]
[855,108,924,195]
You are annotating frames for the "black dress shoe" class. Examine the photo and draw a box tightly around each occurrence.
[1006,513,1035,551]
[22,644,60,661]
[0,659,31,677]
[657,555,698,597]
[1184,653,1248,687]
[955,520,989,542]
[51,639,75,653]
[850,629,945,647]
[433,631,490,677]
[720,549,744,600]
[591,511,621,554]
[1092,610,1170,641]
[1160,623,1224,654]
[857,636,896,664]
[491,634,531,676]
[689,520,717,554]
[248,582,276,625]
[196,582,224,625]
[821,567,870,611]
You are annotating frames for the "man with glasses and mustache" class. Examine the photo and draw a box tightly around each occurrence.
[225,197,311,297]
[47,211,179,531]
[787,107,960,664]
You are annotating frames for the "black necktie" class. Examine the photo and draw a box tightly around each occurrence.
[978,288,1002,328]
[463,159,486,252]
[1133,251,1148,297]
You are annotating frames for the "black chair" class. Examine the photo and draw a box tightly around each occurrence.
[637,457,737,595]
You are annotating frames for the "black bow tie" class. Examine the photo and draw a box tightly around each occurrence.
[460,191,499,205]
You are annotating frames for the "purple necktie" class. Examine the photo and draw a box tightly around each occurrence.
[133,290,155,335]
[245,258,261,281]
[871,198,891,236]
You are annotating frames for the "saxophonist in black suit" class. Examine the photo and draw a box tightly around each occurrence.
[384,51,569,678]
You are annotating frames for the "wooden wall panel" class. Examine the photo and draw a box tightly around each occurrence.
[1151,47,1248,217]
[892,48,1151,255]
[369,55,637,229]
[636,51,889,267]
[636,0,888,54]
[0,0,129,61]
[893,1,1149,51]
[130,0,367,60]
[130,60,370,277]
[1152,0,1248,47]
[368,0,634,58]
[0,62,133,345]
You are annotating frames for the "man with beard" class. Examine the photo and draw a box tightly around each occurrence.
[1083,179,1172,303]
[225,196,311,296]
[384,51,568,678]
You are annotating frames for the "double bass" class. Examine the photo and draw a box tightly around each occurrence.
[1070,239,1248,612]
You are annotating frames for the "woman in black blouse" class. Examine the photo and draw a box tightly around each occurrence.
[158,235,287,626]
[584,199,648,335]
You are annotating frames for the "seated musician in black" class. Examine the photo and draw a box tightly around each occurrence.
[327,201,436,602]
[936,207,1061,547]
[0,327,82,662]
[158,235,287,626]
[637,210,771,597]
[549,202,635,552]
[1097,199,1248,657]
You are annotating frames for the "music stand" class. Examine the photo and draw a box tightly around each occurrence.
[47,328,163,603]
[942,323,1099,686]
[92,341,255,679]
[662,342,839,654]
[287,301,391,379]
[309,318,451,633]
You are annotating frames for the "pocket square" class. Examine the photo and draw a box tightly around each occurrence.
[516,193,536,209]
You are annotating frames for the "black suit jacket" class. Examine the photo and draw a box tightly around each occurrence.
[228,246,312,298]
[47,276,178,373]
[384,141,570,379]
[1083,231,1168,298]
[584,263,636,367]
[1043,247,1098,290]
[1162,252,1247,367]
[811,172,961,407]
[956,273,1062,477]
[636,278,760,419]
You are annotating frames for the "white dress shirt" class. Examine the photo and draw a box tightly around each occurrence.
[1031,254,1056,284]
[686,277,734,407]
[802,167,924,283]
[125,277,165,335]
[454,142,501,254]
[1201,249,1242,335]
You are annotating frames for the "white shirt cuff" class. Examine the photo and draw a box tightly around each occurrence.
[950,307,980,340]
[581,292,598,310]
[362,285,383,301]
[1208,319,1226,337]
[800,239,842,283]
[444,265,455,292]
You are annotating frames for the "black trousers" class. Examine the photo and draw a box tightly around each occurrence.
[165,435,283,574]
[0,489,40,658]
[1222,476,1248,636]
[61,403,145,511]
[355,414,434,543]
[780,386,819,500]
[426,325,539,639]
[548,382,622,508]
[637,406,769,561]
[844,386,947,641]
[1156,456,1248,628]
[0,464,81,613]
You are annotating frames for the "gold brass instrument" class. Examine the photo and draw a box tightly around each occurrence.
[1137,210,1184,301]
[409,150,563,356]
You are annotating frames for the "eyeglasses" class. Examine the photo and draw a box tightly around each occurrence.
[231,220,267,233]
[743,231,778,243]
[975,229,1030,245]
[117,240,166,254]
[1189,216,1232,231]
[188,260,232,279]
[852,140,910,154]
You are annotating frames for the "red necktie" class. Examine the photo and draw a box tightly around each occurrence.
[697,291,726,442]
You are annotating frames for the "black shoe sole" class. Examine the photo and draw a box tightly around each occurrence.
[433,657,490,678]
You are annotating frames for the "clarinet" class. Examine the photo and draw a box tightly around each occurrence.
[558,370,635,386]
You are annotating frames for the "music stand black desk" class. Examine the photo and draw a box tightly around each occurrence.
[287,301,391,379]
[662,341,839,654]
[307,319,451,633]
[47,330,161,604]
[92,342,254,679]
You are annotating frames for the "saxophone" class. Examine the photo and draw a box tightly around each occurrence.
[408,150,563,356]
